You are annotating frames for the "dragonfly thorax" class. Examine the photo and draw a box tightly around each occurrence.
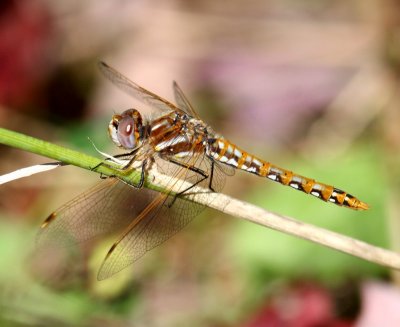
[108,109,145,149]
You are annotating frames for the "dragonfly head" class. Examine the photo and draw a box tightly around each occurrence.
[108,109,144,149]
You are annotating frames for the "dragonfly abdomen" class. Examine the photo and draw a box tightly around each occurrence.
[209,138,368,210]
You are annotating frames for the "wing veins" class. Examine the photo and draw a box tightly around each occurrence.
[172,81,201,119]
[99,62,186,115]
[98,142,211,279]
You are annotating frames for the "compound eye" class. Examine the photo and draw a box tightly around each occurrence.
[117,116,137,149]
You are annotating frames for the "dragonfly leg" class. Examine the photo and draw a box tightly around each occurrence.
[208,161,216,192]
[167,158,208,178]
[113,149,140,159]
[91,148,148,188]
[113,159,148,188]
[167,159,217,192]
[99,173,110,179]
[133,159,147,188]
[166,158,212,208]
[91,148,140,171]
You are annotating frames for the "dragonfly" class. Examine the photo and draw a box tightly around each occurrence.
[36,62,369,280]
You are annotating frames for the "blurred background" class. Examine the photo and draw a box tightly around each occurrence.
[1,0,400,326]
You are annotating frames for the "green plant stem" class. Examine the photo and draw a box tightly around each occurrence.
[0,127,160,192]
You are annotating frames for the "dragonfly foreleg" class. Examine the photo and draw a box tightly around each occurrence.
[91,148,148,188]
[112,149,140,160]
[133,159,147,188]
[91,148,140,172]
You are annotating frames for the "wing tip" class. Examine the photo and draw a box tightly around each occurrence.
[96,270,108,281]
[98,60,108,67]
[41,212,57,229]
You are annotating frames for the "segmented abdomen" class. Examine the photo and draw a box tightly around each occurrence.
[208,138,369,210]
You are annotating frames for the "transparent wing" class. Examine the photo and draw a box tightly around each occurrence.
[99,62,188,115]
[36,177,155,249]
[215,161,236,177]
[37,145,232,280]
[97,150,229,280]
[172,81,201,119]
